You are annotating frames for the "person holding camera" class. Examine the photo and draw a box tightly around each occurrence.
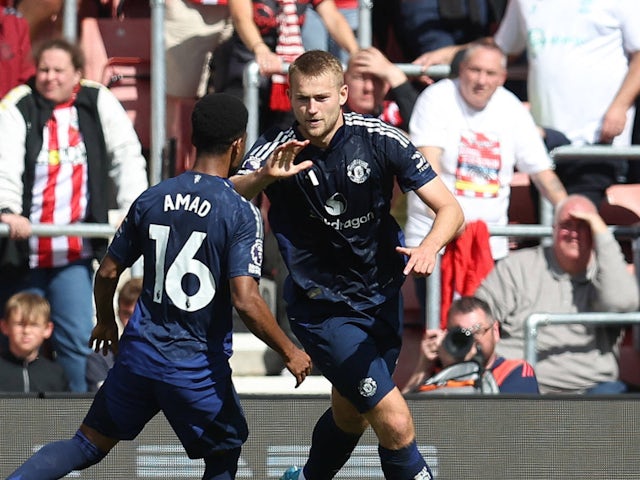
[413,296,539,394]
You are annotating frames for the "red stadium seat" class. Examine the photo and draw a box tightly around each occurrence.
[79,17,151,153]
[601,183,640,389]
[508,171,536,225]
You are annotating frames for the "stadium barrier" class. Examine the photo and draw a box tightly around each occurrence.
[1,394,639,479]
[422,222,640,330]
[2,195,640,354]
[524,312,640,366]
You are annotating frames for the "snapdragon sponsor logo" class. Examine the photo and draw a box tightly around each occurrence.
[324,193,347,216]
[321,193,374,230]
[322,211,374,230]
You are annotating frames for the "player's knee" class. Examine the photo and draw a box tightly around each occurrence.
[333,409,368,434]
[73,430,107,468]
[377,413,416,450]
[366,398,416,448]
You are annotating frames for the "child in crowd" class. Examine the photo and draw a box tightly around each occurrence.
[0,292,69,392]
[85,277,142,391]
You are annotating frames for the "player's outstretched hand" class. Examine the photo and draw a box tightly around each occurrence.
[89,321,120,356]
[284,348,313,388]
[265,139,313,179]
[396,244,438,277]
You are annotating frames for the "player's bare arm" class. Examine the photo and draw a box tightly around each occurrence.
[231,139,313,199]
[397,177,464,276]
[91,254,124,356]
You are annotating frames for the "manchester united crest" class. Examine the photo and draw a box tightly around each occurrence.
[347,159,370,184]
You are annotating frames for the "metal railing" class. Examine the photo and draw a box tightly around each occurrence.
[61,0,374,186]
[0,223,114,239]
[535,145,640,226]
[424,223,640,330]
[524,312,640,366]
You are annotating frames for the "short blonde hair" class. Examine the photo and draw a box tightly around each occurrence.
[4,292,51,326]
[288,50,344,87]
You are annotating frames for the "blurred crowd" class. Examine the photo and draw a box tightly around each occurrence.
[1,0,640,395]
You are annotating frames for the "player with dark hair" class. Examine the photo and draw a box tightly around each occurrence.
[6,93,312,480]
[232,50,464,480]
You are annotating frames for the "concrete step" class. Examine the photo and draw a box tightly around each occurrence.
[230,332,270,376]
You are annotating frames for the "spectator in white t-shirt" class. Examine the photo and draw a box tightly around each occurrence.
[406,38,566,262]
[401,39,567,363]
[412,0,640,206]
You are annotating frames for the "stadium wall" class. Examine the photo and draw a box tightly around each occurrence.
[1,394,639,479]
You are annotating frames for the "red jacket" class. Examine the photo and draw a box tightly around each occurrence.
[440,220,494,328]
[0,7,34,98]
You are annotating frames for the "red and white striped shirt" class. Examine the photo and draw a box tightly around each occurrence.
[29,101,91,268]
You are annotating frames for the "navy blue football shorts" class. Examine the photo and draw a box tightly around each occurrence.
[82,361,248,458]
[289,294,402,413]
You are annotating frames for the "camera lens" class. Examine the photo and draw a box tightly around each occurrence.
[443,327,475,361]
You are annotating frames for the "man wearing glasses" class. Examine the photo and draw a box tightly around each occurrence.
[414,296,539,394]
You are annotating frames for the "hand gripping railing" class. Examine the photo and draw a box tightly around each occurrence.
[524,312,640,366]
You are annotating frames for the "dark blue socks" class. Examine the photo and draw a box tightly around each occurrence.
[304,408,362,480]
[6,429,106,480]
[379,440,433,480]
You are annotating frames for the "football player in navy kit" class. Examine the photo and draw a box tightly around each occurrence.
[7,93,312,480]
[233,51,464,480]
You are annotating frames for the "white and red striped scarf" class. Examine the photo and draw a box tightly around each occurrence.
[270,0,305,111]
[29,96,90,269]
[187,0,228,4]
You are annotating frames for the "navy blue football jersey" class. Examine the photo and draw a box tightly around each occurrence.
[237,112,436,312]
[108,171,263,387]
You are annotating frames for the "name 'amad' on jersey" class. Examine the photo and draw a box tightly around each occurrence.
[164,193,211,217]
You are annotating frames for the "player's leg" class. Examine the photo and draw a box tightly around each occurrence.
[300,386,431,480]
[297,388,365,479]
[365,298,433,480]
[362,388,432,479]
[7,362,160,479]
[159,376,248,480]
[284,311,394,479]
[5,428,111,480]
[304,295,431,480]
[202,448,241,479]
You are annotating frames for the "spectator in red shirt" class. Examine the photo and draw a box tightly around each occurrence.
[0,6,34,97]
